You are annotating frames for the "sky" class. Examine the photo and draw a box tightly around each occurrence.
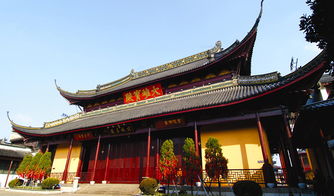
[0,0,320,140]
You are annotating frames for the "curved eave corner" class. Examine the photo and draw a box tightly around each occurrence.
[55,1,264,104]
[11,49,329,138]
[7,111,43,138]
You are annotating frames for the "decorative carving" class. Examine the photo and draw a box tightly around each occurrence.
[238,72,280,85]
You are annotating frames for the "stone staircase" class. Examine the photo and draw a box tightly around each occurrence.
[75,184,140,195]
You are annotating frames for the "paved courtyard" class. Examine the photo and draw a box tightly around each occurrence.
[0,189,133,196]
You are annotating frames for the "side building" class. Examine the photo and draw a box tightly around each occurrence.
[0,140,31,188]
[9,9,330,187]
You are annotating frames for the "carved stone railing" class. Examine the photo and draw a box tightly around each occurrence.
[202,169,265,185]
[50,172,76,182]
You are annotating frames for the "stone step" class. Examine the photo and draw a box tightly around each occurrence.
[75,184,140,195]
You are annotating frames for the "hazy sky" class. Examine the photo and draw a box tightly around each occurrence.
[0,0,320,139]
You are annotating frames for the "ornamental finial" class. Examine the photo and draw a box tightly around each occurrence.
[54,79,60,89]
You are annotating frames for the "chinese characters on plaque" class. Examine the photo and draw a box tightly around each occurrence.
[123,83,163,104]
[73,132,95,141]
[155,118,186,129]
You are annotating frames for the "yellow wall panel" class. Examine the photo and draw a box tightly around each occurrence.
[51,142,82,174]
[51,143,68,173]
[200,121,271,170]
[68,143,82,173]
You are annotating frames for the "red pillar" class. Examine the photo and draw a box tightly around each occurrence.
[46,143,50,152]
[256,113,269,163]
[194,121,199,156]
[91,135,101,182]
[282,112,304,185]
[4,160,13,188]
[155,138,160,179]
[145,128,151,177]
[76,145,85,178]
[104,143,111,182]
[62,138,74,182]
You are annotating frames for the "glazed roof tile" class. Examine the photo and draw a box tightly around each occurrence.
[57,19,257,102]
[11,50,329,136]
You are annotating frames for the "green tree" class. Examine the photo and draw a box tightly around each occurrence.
[37,152,52,180]
[182,138,201,195]
[160,139,178,194]
[27,152,43,181]
[16,154,32,179]
[300,0,334,60]
[205,137,228,196]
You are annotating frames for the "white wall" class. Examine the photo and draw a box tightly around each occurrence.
[0,174,19,188]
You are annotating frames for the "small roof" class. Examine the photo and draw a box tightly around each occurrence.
[293,98,334,147]
[11,50,329,137]
[319,74,334,84]
[0,142,31,159]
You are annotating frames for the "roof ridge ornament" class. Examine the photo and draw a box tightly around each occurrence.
[208,40,223,62]
[54,79,60,89]
[130,68,137,78]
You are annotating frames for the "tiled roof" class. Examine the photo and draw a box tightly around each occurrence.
[11,49,329,136]
[0,143,31,159]
[302,98,334,111]
[319,74,334,84]
[57,13,259,102]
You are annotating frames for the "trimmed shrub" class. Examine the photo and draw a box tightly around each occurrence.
[232,180,263,196]
[139,177,158,195]
[160,139,178,181]
[36,152,52,180]
[41,177,60,189]
[16,154,32,178]
[27,152,43,180]
[8,178,23,188]
[205,137,228,179]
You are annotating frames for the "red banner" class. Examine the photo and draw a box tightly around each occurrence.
[123,83,163,104]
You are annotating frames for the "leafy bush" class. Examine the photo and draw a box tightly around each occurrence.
[41,177,60,189]
[232,180,263,196]
[139,177,158,195]
[8,178,23,188]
